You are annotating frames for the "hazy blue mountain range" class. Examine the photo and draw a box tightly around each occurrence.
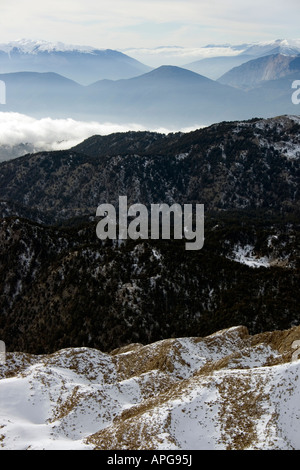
[1,38,300,85]
[0,71,83,117]
[0,38,299,129]
[0,64,298,127]
[0,66,252,126]
[84,66,253,126]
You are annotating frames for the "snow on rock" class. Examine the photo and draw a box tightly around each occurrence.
[0,325,300,450]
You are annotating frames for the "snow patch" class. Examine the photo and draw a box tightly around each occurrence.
[229,244,270,268]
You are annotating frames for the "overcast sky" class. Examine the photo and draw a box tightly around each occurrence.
[0,0,299,51]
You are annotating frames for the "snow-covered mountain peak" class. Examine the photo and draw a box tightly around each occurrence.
[242,38,300,56]
[0,38,101,55]
[0,39,151,83]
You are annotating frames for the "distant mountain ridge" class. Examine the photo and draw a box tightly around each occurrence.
[0,39,151,84]
[219,53,300,89]
[125,39,300,73]
[0,66,252,126]
[184,39,300,79]
[0,64,298,128]
[0,39,101,54]
[0,38,300,127]
[243,39,300,57]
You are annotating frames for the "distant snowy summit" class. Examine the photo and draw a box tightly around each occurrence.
[206,38,300,56]
[1,38,300,83]
[124,39,300,65]
[124,38,300,78]
[0,38,99,54]
[0,39,151,84]
[242,38,300,57]
[184,39,300,79]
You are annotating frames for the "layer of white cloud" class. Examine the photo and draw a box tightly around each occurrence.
[0,112,202,158]
[122,45,245,67]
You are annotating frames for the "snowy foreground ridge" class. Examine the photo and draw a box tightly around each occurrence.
[0,325,300,450]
